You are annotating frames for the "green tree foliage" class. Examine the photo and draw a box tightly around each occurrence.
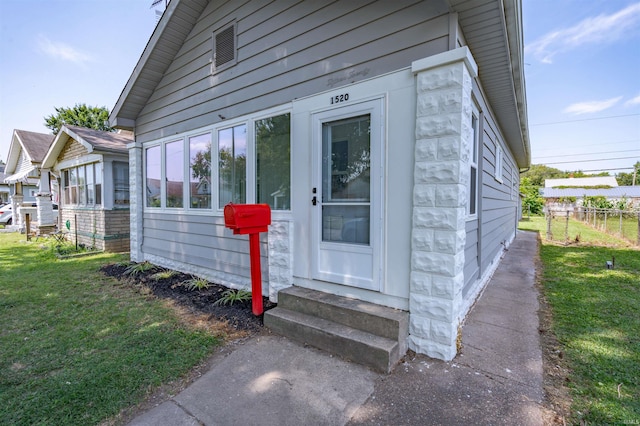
[44,104,113,135]
[521,164,566,187]
[583,195,614,209]
[520,176,544,215]
[615,161,640,186]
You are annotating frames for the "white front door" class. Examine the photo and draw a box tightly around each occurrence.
[311,99,383,291]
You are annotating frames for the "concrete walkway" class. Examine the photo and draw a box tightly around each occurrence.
[128,230,545,426]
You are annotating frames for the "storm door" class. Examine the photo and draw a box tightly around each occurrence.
[311,99,383,291]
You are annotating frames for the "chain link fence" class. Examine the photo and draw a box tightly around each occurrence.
[544,207,640,246]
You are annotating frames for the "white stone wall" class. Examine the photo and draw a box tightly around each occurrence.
[409,48,478,361]
[128,143,144,262]
[36,194,55,226]
[267,220,294,302]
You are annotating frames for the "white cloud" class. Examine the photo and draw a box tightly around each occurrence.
[563,97,623,115]
[526,3,640,64]
[624,94,640,106]
[36,35,92,64]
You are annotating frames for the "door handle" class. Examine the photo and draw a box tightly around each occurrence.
[312,196,317,206]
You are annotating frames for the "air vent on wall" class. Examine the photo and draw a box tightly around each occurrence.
[214,24,235,69]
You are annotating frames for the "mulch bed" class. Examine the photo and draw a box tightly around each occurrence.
[100,262,276,334]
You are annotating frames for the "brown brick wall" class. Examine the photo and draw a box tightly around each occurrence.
[60,208,129,252]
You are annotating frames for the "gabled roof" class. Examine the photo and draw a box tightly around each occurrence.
[42,125,133,168]
[110,0,529,168]
[109,0,209,130]
[5,129,55,174]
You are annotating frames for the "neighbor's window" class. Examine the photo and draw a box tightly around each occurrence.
[113,161,129,206]
[468,111,479,217]
[165,140,184,208]
[95,163,103,205]
[78,165,86,205]
[189,133,212,209]
[62,163,102,207]
[218,124,247,207]
[86,163,95,205]
[146,145,161,208]
[256,113,291,210]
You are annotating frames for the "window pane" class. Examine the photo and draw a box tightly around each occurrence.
[218,124,246,207]
[189,133,211,209]
[78,166,86,205]
[470,166,477,215]
[165,140,184,208]
[146,145,161,207]
[86,164,95,205]
[322,115,370,202]
[95,163,102,205]
[113,162,130,206]
[63,170,70,205]
[256,113,290,210]
[69,168,77,204]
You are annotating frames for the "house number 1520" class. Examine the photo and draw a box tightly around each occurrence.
[330,93,349,104]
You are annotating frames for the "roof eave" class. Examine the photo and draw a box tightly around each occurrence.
[109,0,209,129]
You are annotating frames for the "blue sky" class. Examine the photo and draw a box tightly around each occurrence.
[1,0,639,176]
[523,0,640,174]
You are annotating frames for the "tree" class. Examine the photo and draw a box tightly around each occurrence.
[521,164,565,187]
[520,176,544,215]
[44,104,113,135]
[616,161,640,186]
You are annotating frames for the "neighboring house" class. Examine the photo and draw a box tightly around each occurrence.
[0,163,10,204]
[3,129,55,231]
[545,176,619,188]
[110,0,530,363]
[541,186,640,210]
[41,125,132,252]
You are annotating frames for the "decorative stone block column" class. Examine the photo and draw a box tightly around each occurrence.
[128,142,144,261]
[36,193,56,233]
[267,220,294,302]
[409,47,478,361]
[10,194,23,229]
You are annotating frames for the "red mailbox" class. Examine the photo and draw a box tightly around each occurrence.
[223,203,271,316]
[224,203,271,234]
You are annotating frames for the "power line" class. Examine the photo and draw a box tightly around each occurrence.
[543,156,639,165]
[533,149,640,160]
[534,139,639,152]
[531,113,640,126]
[579,167,636,172]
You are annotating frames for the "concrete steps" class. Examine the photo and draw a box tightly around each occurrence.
[264,286,408,373]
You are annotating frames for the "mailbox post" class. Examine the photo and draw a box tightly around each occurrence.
[223,203,271,315]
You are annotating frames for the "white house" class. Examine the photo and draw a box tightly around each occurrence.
[3,129,55,231]
[110,0,530,368]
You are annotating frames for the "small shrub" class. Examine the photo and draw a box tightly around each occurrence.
[184,277,210,291]
[213,289,252,306]
[151,269,178,281]
[124,261,156,276]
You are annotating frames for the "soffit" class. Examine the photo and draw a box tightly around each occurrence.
[449,0,530,168]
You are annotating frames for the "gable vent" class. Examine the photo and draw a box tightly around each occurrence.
[215,24,235,68]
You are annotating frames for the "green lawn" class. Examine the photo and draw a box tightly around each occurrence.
[519,217,640,424]
[0,232,220,425]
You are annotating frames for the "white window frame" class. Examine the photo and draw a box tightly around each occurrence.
[495,144,503,183]
[467,104,479,219]
[143,104,292,215]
